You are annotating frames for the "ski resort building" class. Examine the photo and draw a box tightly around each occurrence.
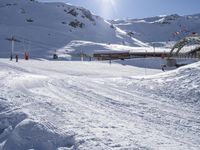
[93,50,130,60]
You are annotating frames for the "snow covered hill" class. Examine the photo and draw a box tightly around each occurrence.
[0,1,200,149]
[0,59,199,149]
[110,14,200,47]
[0,0,146,59]
[1,0,199,59]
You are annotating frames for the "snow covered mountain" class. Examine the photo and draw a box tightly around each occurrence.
[0,0,146,59]
[0,0,199,59]
[110,14,200,47]
[0,1,200,149]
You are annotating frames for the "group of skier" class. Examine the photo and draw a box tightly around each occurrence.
[10,52,29,62]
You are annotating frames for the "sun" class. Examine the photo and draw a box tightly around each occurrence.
[100,0,117,7]
[97,0,118,19]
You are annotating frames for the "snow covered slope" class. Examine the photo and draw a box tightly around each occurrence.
[110,14,200,47]
[0,59,199,149]
[0,0,145,59]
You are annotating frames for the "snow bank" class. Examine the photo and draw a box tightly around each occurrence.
[2,119,76,150]
[0,112,76,150]
[0,112,27,144]
[156,62,200,104]
[116,61,200,108]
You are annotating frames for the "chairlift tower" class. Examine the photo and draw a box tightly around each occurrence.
[6,36,20,60]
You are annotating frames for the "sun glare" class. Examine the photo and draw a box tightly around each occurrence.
[97,0,118,18]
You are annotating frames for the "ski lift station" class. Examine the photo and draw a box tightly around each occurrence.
[93,34,200,67]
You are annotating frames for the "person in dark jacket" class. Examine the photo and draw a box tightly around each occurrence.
[15,54,18,62]
[10,54,13,61]
[161,65,166,72]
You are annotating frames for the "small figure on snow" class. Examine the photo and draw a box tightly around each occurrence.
[10,54,13,61]
[15,54,18,62]
[161,65,166,72]
[24,52,29,60]
[109,59,112,65]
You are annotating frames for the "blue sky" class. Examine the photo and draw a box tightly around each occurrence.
[39,0,200,19]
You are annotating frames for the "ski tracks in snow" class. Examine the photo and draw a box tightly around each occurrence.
[0,60,200,149]
[44,76,200,149]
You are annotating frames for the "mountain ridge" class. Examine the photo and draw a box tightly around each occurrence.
[0,0,199,59]
[0,0,145,58]
[110,13,200,47]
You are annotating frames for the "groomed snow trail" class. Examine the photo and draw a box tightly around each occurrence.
[0,59,199,150]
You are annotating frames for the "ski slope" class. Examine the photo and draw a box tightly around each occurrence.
[0,0,147,59]
[1,0,200,59]
[111,14,200,47]
[0,59,199,150]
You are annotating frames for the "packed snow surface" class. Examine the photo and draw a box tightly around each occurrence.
[0,59,200,150]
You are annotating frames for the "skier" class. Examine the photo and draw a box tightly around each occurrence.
[109,59,112,65]
[15,54,18,62]
[161,65,166,72]
[24,52,29,60]
[10,54,13,61]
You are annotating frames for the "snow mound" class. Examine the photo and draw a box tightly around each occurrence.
[1,118,76,150]
[0,112,27,144]
[157,62,200,103]
[120,62,200,108]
